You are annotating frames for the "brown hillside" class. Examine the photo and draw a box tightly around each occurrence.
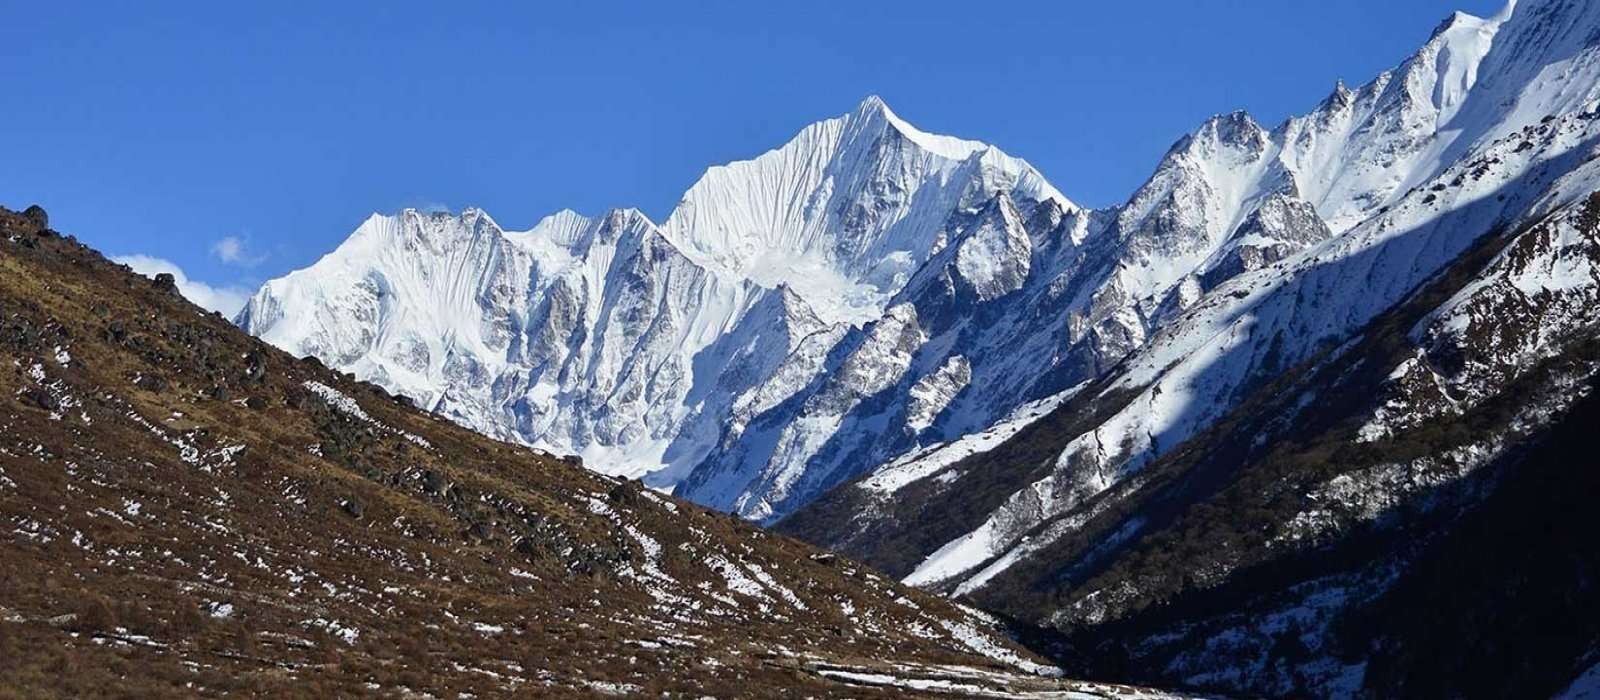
[0,206,1173,698]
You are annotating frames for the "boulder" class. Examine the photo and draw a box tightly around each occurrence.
[17,386,59,412]
[21,205,47,230]
[341,499,365,519]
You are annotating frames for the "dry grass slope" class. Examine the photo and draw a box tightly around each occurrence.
[0,205,1183,698]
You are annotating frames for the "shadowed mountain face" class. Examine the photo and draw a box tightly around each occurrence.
[0,207,1182,698]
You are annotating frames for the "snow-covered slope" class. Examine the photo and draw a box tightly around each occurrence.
[672,2,1524,522]
[761,6,1600,697]
[786,0,1582,542]
[239,206,766,479]
[238,97,1065,487]
[774,6,1600,695]
[244,0,1600,542]
[900,101,1600,593]
[664,95,1070,324]
[791,0,1600,589]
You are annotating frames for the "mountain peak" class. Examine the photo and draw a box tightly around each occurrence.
[1207,110,1262,133]
[1431,10,1489,40]
[655,95,1068,320]
[842,94,991,162]
[528,207,589,230]
[1327,79,1353,107]
[1171,110,1267,155]
[854,94,892,117]
[514,208,594,249]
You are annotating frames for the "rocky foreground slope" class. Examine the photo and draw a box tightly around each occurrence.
[0,206,1177,697]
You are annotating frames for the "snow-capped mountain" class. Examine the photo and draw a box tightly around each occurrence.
[238,96,1067,488]
[240,0,1600,532]
[664,95,1070,323]
[778,0,1600,695]
[669,2,1555,522]
[798,0,1600,594]
[4,205,1124,697]
[229,0,1600,694]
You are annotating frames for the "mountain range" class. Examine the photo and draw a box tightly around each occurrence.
[0,204,1187,696]
[232,0,1600,695]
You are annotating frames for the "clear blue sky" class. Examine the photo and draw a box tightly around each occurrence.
[1,0,1504,311]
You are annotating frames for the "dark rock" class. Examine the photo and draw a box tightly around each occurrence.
[244,396,268,410]
[341,499,365,519]
[514,536,539,556]
[607,480,640,505]
[559,454,584,468]
[4,318,38,348]
[208,386,230,402]
[285,389,310,410]
[103,321,128,345]
[421,469,448,495]
[17,386,59,412]
[152,273,178,293]
[135,373,168,392]
[21,205,47,230]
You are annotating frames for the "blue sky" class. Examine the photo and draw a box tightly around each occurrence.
[1,0,1504,313]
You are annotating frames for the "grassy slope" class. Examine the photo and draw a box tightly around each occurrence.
[0,206,1157,698]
